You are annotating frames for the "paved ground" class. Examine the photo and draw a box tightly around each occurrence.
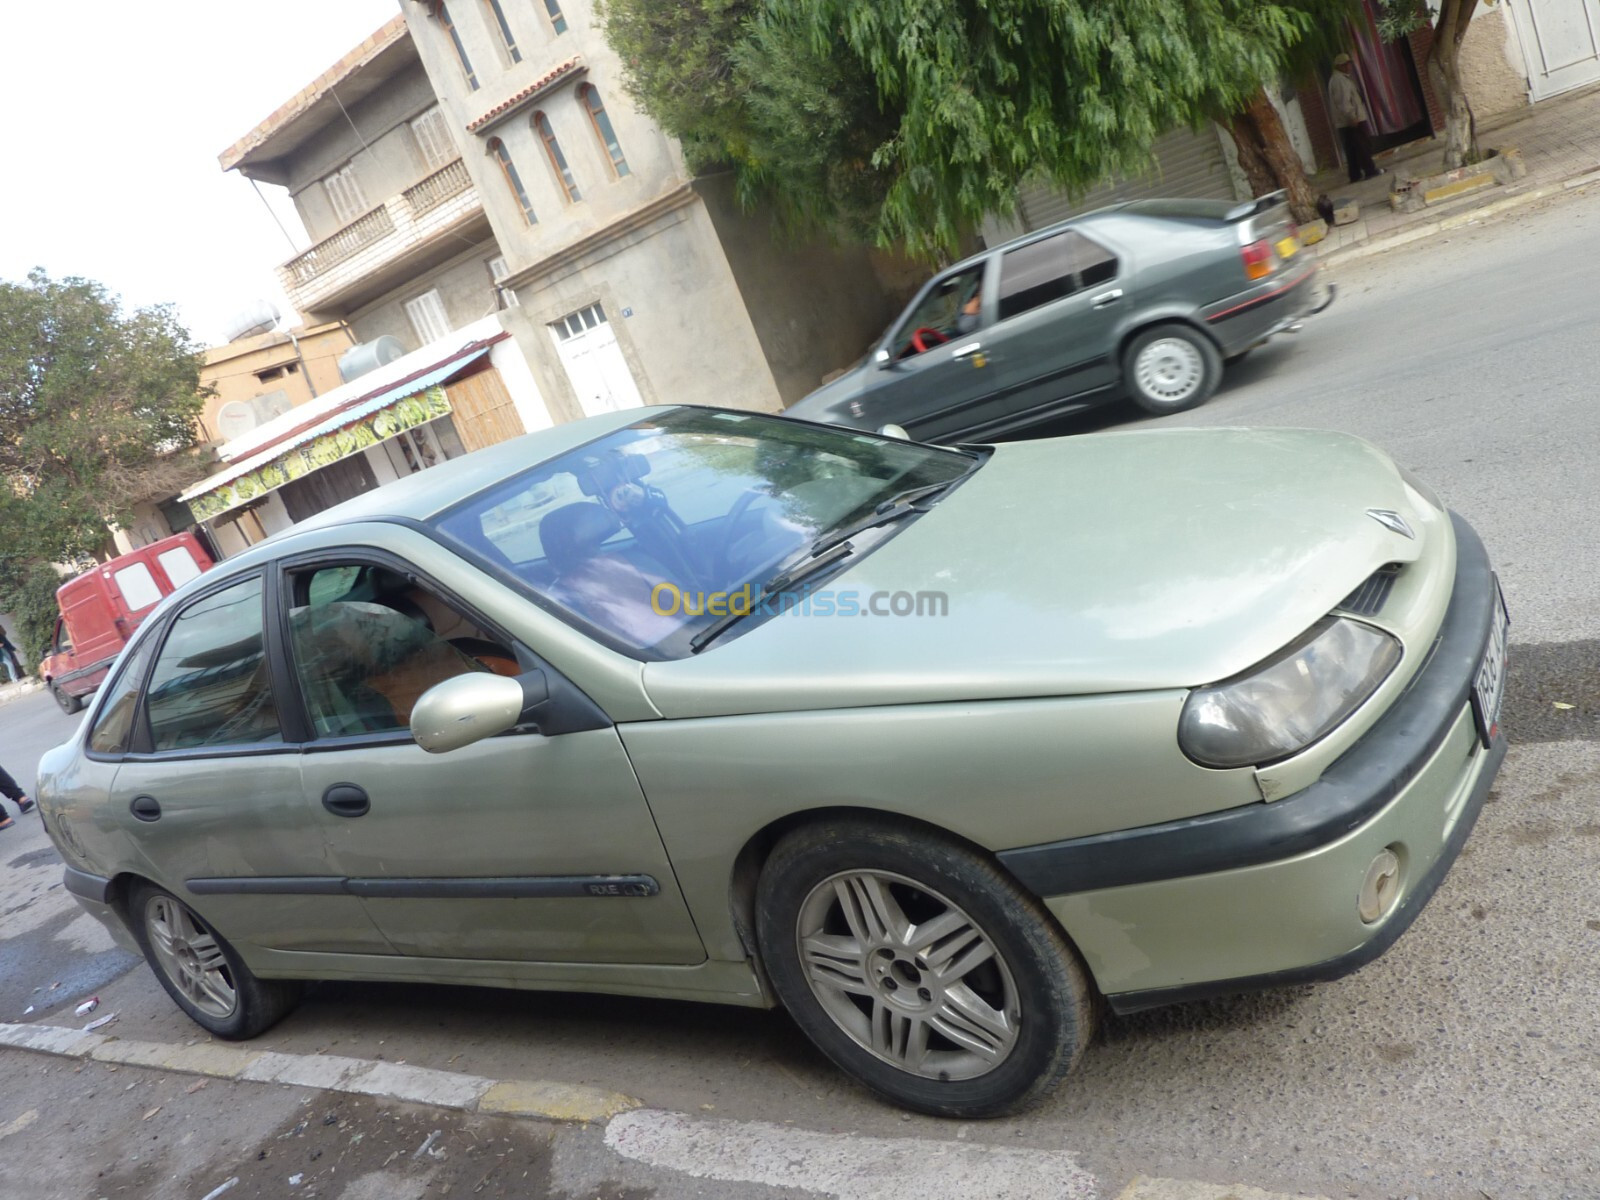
[4,183,1600,1198]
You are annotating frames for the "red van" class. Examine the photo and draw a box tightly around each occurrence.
[39,533,214,714]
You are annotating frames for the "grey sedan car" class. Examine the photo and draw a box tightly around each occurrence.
[39,407,1504,1118]
[787,192,1332,441]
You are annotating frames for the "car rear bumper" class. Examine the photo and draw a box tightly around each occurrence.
[1000,512,1507,1009]
[1202,261,1328,356]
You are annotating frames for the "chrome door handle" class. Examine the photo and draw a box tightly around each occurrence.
[1090,289,1124,309]
[950,341,983,360]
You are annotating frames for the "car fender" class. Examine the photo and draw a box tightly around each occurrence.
[1112,303,1225,371]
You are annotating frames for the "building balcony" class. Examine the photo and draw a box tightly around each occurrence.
[278,159,493,319]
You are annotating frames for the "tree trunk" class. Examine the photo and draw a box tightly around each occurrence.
[1229,88,1319,225]
[1429,0,1481,168]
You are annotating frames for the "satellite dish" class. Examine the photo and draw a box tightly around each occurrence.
[216,400,259,441]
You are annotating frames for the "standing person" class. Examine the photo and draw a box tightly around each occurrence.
[0,761,34,832]
[0,628,21,684]
[1329,53,1383,183]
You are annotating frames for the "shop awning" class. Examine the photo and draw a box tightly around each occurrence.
[183,349,489,522]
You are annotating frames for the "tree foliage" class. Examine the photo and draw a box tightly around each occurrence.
[602,0,1356,255]
[0,270,210,568]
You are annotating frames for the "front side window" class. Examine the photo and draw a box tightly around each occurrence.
[285,564,514,738]
[890,266,984,359]
[534,112,581,202]
[430,409,978,658]
[487,137,537,225]
[438,3,479,90]
[145,576,281,752]
[997,229,1119,321]
[87,637,157,756]
[323,163,368,226]
[483,0,522,63]
[579,86,630,178]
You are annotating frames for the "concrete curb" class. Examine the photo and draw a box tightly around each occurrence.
[0,679,44,706]
[0,1021,637,1124]
[1320,167,1600,267]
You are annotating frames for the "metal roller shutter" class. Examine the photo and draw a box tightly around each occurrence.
[1014,125,1239,232]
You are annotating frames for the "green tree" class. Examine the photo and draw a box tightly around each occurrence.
[1377,0,1482,168]
[0,270,211,664]
[601,0,1355,251]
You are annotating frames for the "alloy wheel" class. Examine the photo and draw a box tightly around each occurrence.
[794,870,1021,1081]
[144,895,238,1020]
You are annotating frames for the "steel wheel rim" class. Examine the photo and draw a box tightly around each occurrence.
[795,870,1021,1081]
[1135,337,1204,401]
[145,895,238,1020]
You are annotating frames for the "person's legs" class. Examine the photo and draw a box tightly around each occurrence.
[1339,126,1364,183]
[0,761,32,814]
[1352,123,1382,179]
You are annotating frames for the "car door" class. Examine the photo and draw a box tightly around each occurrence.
[853,261,1007,440]
[278,552,706,965]
[100,571,380,955]
[931,227,1127,438]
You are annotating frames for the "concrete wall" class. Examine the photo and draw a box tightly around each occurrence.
[1460,6,1531,123]
[497,196,784,423]
[404,0,691,283]
[345,238,506,353]
[285,62,448,244]
[199,323,354,441]
[694,175,913,406]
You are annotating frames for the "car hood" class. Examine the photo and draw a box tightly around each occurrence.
[641,428,1441,718]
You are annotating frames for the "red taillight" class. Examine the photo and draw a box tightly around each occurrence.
[1241,239,1274,281]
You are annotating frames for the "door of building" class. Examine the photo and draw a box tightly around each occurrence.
[1511,0,1600,98]
[277,453,379,523]
[549,303,644,417]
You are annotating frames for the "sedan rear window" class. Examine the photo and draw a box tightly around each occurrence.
[430,409,976,658]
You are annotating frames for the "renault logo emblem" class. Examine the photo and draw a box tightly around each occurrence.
[1367,509,1415,539]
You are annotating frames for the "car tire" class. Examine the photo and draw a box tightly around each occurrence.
[755,818,1095,1118]
[1123,323,1223,415]
[50,683,82,715]
[128,882,302,1040]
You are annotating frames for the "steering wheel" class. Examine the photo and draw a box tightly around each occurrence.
[910,326,950,354]
[717,489,767,578]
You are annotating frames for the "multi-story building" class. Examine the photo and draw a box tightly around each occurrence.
[396,0,911,421]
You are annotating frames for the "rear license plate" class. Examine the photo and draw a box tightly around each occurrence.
[1471,577,1510,747]
[1276,235,1301,260]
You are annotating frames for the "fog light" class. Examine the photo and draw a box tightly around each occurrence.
[1358,848,1402,924]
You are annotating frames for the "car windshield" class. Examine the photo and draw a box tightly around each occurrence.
[429,408,977,658]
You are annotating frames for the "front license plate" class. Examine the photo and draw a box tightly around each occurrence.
[1471,578,1510,747]
[1276,235,1300,260]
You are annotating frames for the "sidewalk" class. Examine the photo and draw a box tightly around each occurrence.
[0,677,42,706]
[1314,79,1600,263]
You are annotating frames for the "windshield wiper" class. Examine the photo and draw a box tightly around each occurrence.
[809,480,960,558]
[688,540,856,654]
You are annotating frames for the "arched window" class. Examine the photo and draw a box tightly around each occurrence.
[487,138,536,225]
[541,0,567,35]
[579,85,630,178]
[533,112,581,203]
[437,3,479,91]
[482,0,521,64]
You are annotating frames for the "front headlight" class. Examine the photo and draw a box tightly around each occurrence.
[1179,617,1402,769]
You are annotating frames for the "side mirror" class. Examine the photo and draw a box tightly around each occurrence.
[873,348,893,369]
[877,423,911,441]
[411,669,549,754]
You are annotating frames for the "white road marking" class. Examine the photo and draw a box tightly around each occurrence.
[605,1108,1099,1199]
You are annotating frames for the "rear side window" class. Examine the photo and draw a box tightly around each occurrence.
[113,562,163,611]
[997,230,1119,321]
[156,547,203,590]
[145,576,282,752]
[87,638,157,756]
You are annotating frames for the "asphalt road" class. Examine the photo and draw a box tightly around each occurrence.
[4,184,1600,1199]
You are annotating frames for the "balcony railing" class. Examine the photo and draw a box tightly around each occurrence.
[403,158,473,217]
[279,158,483,313]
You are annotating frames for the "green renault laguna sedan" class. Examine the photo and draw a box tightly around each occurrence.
[39,406,1508,1118]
